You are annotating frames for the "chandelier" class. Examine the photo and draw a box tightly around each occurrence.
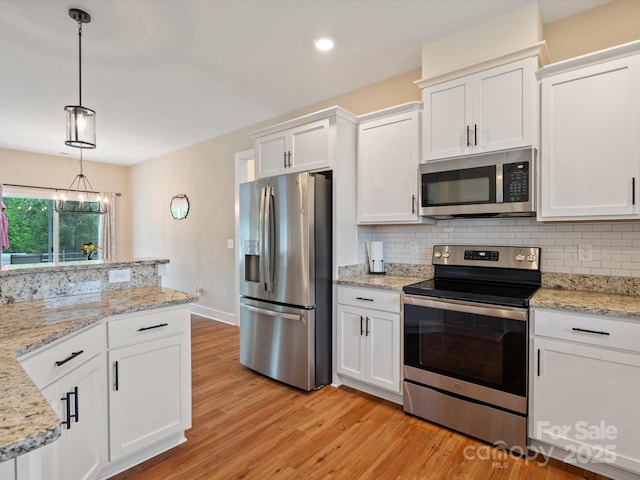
[56,8,107,215]
[54,151,108,214]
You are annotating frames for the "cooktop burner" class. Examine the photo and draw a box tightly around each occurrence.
[403,245,541,308]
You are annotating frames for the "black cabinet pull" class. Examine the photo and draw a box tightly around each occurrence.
[633,177,636,205]
[283,151,287,168]
[572,327,610,336]
[365,317,370,336]
[61,391,72,429]
[356,297,374,302]
[113,361,119,391]
[55,350,84,367]
[360,315,364,336]
[411,194,416,214]
[69,386,79,424]
[137,323,168,332]
[474,124,478,146]
[466,125,470,147]
[537,348,540,377]
[287,151,292,167]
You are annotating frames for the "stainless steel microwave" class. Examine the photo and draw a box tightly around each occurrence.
[419,147,536,219]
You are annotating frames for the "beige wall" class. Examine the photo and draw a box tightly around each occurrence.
[0,148,132,258]
[5,0,638,323]
[544,0,640,63]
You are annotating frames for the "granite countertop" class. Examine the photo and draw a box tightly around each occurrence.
[0,286,197,462]
[531,288,640,319]
[0,257,168,277]
[335,274,426,291]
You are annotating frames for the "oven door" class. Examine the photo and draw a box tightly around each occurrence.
[403,295,528,414]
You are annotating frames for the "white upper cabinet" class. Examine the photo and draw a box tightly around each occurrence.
[357,102,432,225]
[251,107,356,178]
[538,41,640,221]
[421,57,538,161]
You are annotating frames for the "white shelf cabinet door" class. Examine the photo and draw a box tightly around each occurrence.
[256,131,288,178]
[365,310,401,393]
[288,118,331,173]
[27,354,106,480]
[539,55,640,220]
[531,337,640,474]
[474,58,536,153]
[422,57,537,161]
[357,109,422,224]
[423,77,470,160]
[336,304,366,382]
[108,333,191,461]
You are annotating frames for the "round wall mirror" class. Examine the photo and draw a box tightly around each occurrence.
[170,194,190,220]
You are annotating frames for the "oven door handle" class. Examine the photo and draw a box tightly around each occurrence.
[403,295,528,321]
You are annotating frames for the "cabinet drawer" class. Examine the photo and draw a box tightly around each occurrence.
[107,306,190,349]
[337,286,399,313]
[19,323,105,390]
[533,308,640,353]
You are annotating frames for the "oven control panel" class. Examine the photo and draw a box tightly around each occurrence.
[433,245,540,270]
[463,250,499,261]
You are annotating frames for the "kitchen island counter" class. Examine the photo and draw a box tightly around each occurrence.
[0,286,197,462]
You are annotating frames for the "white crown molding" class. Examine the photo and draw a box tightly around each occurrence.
[537,39,640,79]
[357,101,423,123]
[415,41,549,89]
[249,106,358,138]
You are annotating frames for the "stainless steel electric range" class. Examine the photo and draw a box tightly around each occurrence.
[402,245,541,450]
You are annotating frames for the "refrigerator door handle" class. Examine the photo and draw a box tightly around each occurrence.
[259,186,268,292]
[241,303,305,323]
[264,186,276,292]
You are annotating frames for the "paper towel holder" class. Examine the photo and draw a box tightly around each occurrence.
[366,241,386,275]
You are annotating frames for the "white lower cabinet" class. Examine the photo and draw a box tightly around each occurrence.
[40,355,105,480]
[336,286,401,394]
[0,458,15,480]
[530,308,640,477]
[106,306,192,462]
[15,305,192,480]
[17,324,106,480]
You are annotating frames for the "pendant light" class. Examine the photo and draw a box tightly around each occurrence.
[56,8,106,214]
[65,8,96,149]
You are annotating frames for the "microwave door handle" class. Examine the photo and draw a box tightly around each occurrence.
[496,163,504,204]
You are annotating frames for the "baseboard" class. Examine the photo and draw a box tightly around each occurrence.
[98,432,187,479]
[333,375,403,405]
[190,303,236,325]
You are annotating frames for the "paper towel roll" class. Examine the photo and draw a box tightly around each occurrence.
[368,241,385,273]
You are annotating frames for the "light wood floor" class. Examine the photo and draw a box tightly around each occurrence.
[111,315,609,480]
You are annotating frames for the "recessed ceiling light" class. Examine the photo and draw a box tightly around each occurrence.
[314,37,334,52]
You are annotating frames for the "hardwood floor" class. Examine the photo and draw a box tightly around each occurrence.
[111,315,609,480]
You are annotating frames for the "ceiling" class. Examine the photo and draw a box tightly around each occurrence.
[0,0,610,166]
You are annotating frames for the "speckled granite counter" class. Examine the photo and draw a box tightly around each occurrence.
[0,286,197,462]
[335,274,426,291]
[336,262,431,291]
[531,288,640,319]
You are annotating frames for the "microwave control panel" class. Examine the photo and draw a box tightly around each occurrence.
[503,162,529,203]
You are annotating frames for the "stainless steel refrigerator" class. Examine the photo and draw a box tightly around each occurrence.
[239,171,332,391]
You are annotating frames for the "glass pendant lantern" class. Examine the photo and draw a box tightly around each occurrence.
[65,8,96,149]
[65,105,96,148]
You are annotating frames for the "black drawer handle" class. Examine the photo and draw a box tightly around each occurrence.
[572,327,610,336]
[137,323,169,332]
[55,350,84,367]
[356,297,374,302]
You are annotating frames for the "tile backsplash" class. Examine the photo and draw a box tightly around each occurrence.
[358,218,640,278]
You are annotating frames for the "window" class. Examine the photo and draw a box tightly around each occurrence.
[2,188,101,264]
